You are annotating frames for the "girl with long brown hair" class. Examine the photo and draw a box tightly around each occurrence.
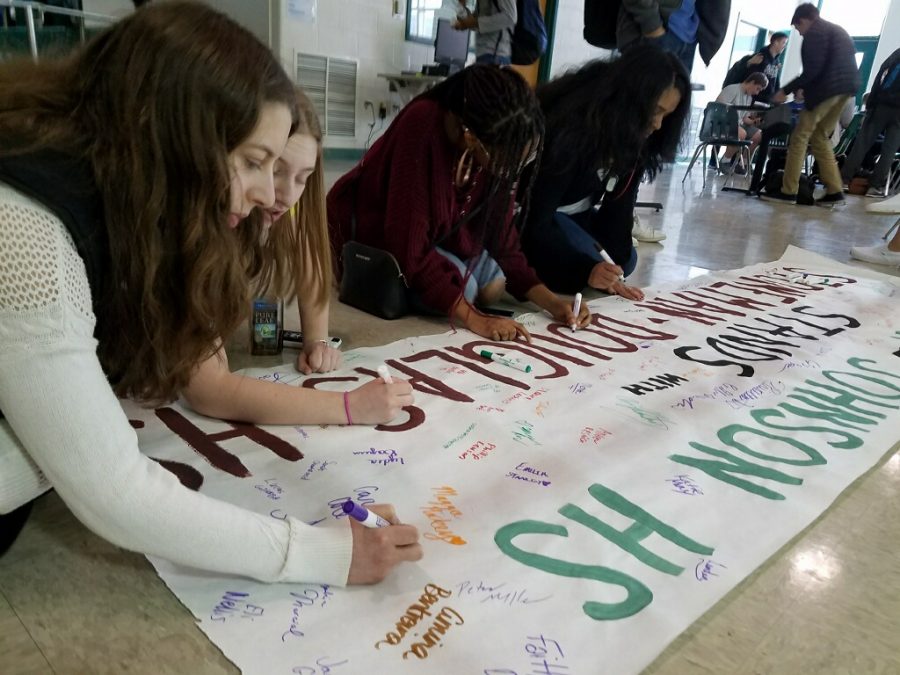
[0,1,421,583]
[182,88,414,427]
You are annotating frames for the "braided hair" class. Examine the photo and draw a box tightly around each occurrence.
[423,64,544,252]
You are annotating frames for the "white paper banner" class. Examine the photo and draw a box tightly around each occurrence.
[124,247,900,675]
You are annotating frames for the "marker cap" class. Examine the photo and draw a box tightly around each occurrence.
[342,500,368,520]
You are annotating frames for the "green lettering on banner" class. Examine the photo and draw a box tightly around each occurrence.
[717,424,826,466]
[751,408,864,450]
[670,443,803,500]
[494,520,653,621]
[794,380,898,412]
[779,398,880,432]
[559,483,713,576]
[847,357,900,379]
[821,369,900,400]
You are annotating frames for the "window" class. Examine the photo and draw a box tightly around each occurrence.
[406,0,469,44]
[818,0,889,36]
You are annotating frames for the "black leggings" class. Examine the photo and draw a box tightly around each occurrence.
[0,501,34,556]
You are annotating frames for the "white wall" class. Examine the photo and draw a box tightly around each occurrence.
[279,0,447,148]
[80,0,131,25]
[869,0,900,91]
[548,0,613,78]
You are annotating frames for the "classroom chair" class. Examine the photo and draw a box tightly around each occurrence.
[681,102,752,190]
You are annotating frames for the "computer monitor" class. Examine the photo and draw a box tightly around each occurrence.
[434,17,469,70]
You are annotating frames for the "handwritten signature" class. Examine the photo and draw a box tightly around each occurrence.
[667,474,703,496]
[616,398,673,429]
[695,558,727,581]
[292,657,349,674]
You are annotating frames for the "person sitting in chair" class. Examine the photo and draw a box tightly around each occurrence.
[713,72,769,173]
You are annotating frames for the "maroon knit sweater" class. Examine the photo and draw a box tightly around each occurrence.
[327,99,541,314]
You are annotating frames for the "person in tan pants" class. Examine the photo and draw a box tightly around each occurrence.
[761,3,860,207]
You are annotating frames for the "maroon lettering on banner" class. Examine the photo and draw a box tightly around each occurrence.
[712,277,811,303]
[637,286,756,326]
[532,313,676,357]
[387,356,475,402]
[354,367,428,432]
[636,297,729,326]
[591,314,679,341]
[155,407,305,478]
[152,457,204,491]
[684,288,777,313]
[375,404,427,433]
[415,347,532,388]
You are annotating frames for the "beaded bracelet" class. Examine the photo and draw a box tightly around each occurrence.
[343,391,353,425]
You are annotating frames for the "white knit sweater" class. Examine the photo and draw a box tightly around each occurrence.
[0,182,352,584]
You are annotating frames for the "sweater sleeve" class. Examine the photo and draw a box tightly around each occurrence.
[621,0,663,36]
[490,196,542,299]
[377,103,469,313]
[0,186,352,584]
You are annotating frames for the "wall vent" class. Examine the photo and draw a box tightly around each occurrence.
[296,53,358,138]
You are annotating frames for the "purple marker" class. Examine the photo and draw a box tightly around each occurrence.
[342,500,390,528]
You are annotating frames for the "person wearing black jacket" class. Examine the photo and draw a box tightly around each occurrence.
[613,0,731,73]
[745,32,789,103]
[840,48,900,198]
[520,46,690,298]
[762,4,860,206]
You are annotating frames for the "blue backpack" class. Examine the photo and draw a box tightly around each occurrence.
[492,0,548,66]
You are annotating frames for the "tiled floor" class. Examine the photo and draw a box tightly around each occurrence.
[2,163,898,674]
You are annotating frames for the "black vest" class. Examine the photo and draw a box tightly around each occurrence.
[0,150,110,318]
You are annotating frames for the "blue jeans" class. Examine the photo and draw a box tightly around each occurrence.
[411,248,504,314]
[645,32,696,74]
[554,212,638,277]
[476,53,511,66]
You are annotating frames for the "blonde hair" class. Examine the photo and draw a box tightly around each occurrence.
[257,87,331,307]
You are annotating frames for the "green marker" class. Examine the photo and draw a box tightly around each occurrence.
[479,349,532,373]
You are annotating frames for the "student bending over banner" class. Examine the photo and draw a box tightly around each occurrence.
[183,87,414,428]
[0,2,421,584]
[327,65,590,342]
[521,46,690,297]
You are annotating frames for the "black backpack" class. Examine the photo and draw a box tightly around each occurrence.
[722,54,753,87]
[765,169,815,205]
[583,0,620,50]
[493,0,548,65]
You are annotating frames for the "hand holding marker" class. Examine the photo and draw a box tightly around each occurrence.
[599,249,625,283]
[570,292,582,332]
[343,500,390,528]
[377,364,393,384]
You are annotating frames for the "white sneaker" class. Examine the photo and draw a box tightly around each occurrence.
[850,243,900,267]
[632,214,666,242]
[865,186,886,198]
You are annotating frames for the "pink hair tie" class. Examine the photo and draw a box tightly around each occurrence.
[343,391,353,425]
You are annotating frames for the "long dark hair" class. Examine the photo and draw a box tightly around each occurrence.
[537,45,691,179]
[422,64,544,248]
[0,1,298,403]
